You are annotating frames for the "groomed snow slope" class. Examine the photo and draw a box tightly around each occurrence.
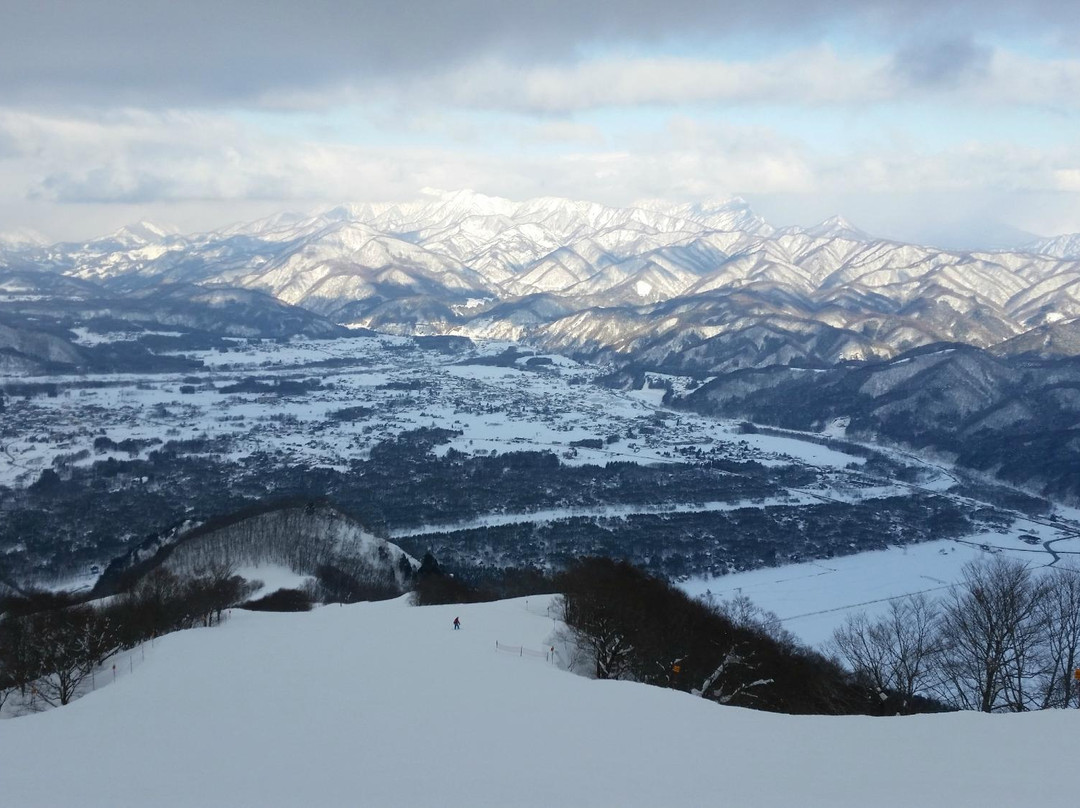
[1,596,1076,807]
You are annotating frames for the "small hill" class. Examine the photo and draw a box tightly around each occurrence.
[98,503,417,600]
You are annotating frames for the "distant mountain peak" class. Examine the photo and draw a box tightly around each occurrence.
[1027,232,1080,260]
[804,215,868,240]
[631,196,773,237]
[99,220,180,248]
[0,227,49,249]
[632,196,755,217]
[418,187,518,216]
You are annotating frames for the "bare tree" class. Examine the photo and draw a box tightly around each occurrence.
[1035,564,1080,709]
[0,666,14,715]
[830,594,939,705]
[884,593,940,703]
[126,567,187,636]
[0,615,41,697]
[189,560,247,626]
[31,607,119,707]
[934,557,1048,713]
[831,611,892,694]
[709,593,797,651]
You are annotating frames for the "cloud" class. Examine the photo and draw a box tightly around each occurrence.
[257,48,1080,114]
[519,121,607,145]
[5,106,1076,207]
[0,127,20,159]
[0,109,296,204]
[1,0,1075,108]
[3,3,1078,248]
[1054,169,1080,192]
[977,50,1080,107]
[422,49,893,113]
[25,112,816,204]
[891,37,993,88]
[4,105,1080,246]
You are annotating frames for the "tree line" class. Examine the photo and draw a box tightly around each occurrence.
[831,556,1080,712]
[555,557,939,715]
[0,563,251,713]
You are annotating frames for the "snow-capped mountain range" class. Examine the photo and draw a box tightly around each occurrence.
[1028,232,1080,260]
[5,189,1080,373]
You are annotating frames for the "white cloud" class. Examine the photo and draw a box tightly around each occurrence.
[319,47,1080,115]
[209,45,1080,115]
[520,121,607,145]
[1053,169,1080,193]
[3,0,1078,109]
[0,2,1038,103]
[978,50,1080,106]
[3,5,1078,247]
[420,49,894,112]
[2,106,1079,243]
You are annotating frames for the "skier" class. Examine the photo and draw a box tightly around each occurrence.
[453,616,461,630]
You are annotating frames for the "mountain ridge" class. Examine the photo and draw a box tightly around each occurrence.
[5,191,1080,374]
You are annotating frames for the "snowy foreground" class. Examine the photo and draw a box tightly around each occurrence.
[2,596,1077,808]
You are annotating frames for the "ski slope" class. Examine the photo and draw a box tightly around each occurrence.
[1,596,1077,807]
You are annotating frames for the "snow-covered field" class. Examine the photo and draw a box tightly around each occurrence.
[9,332,1080,611]
[683,525,1080,648]
[1,596,1076,807]
[0,334,890,489]
[231,564,314,598]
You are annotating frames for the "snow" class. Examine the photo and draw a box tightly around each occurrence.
[821,416,850,438]
[735,432,865,469]
[1,595,1077,807]
[232,564,314,598]
[389,494,822,539]
[68,327,185,346]
[20,190,1080,379]
[626,379,667,406]
[681,535,1065,648]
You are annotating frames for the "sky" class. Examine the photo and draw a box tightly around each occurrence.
[1,0,1080,246]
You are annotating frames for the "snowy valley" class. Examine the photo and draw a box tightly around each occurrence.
[4,190,1080,500]
[3,330,1073,592]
